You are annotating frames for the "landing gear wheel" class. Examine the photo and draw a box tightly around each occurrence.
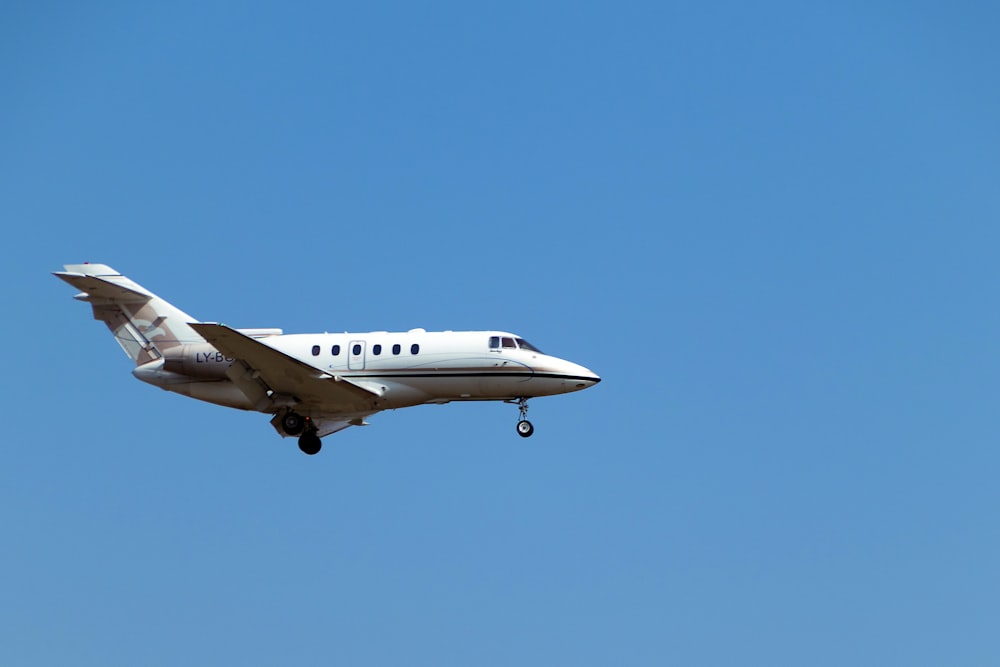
[281,411,305,436]
[511,397,534,438]
[298,432,322,455]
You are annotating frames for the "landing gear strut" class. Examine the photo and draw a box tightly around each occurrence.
[515,397,534,438]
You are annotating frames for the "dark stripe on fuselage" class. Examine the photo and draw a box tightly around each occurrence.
[337,371,598,383]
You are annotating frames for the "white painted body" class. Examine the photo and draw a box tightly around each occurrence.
[134,330,599,413]
[55,264,600,450]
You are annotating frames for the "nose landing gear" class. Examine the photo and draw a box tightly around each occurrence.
[514,397,534,438]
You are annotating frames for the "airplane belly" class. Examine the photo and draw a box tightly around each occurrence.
[375,380,434,409]
[133,360,256,410]
[478,366,533,398]
[157,380,256,410]
[377,372,520,402]
[404,374,483,401]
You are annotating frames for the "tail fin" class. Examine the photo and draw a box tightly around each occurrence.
[54,263,203,366]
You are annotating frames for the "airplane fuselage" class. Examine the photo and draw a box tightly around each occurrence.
[133,329,599,412]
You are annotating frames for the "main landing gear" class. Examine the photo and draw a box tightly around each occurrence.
[281,411,305,436]
[281,411,322,455]
[514,397,534,438]
[298,431,322,456]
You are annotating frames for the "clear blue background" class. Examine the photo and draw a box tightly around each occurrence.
[3,2,1000,664]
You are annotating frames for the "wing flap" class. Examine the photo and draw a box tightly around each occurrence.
[268,414,364,438]
[190,323,378,412]
[315,418,361,438]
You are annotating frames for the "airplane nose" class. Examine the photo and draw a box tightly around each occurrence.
[569,363,601,390]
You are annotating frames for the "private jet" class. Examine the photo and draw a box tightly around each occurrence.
[55,263,601,455]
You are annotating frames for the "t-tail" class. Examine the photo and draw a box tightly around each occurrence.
[53,263,203,365]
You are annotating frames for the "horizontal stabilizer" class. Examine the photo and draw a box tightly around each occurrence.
[53,272,152,304]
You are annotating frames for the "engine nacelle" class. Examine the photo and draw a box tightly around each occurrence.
[161,343,235,379]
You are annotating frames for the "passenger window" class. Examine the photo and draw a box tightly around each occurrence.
[489,336,500,349]
[411,343,420,355]
[311,345,320,356]
[502,337,516,349]
[352,344,361,356]
[373,344,382,355]
[392,344,401,355]
[332,344,341,356]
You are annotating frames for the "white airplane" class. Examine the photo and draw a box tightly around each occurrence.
[55,263,601,455]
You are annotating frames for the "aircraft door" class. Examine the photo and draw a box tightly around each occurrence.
[348,340,366,370]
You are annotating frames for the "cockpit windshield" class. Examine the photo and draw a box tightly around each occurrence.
[489,336,544,353]
[515,338,543,353]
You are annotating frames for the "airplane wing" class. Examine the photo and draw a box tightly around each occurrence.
[190,323,378,414]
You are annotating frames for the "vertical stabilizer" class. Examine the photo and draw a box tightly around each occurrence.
[54,263,203,366]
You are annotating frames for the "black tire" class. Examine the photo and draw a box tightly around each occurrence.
[516,420,534,438]
[282,412,304,436]
[298,433,322,455]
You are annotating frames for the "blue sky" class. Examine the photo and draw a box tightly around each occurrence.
[3,2,1000,664]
